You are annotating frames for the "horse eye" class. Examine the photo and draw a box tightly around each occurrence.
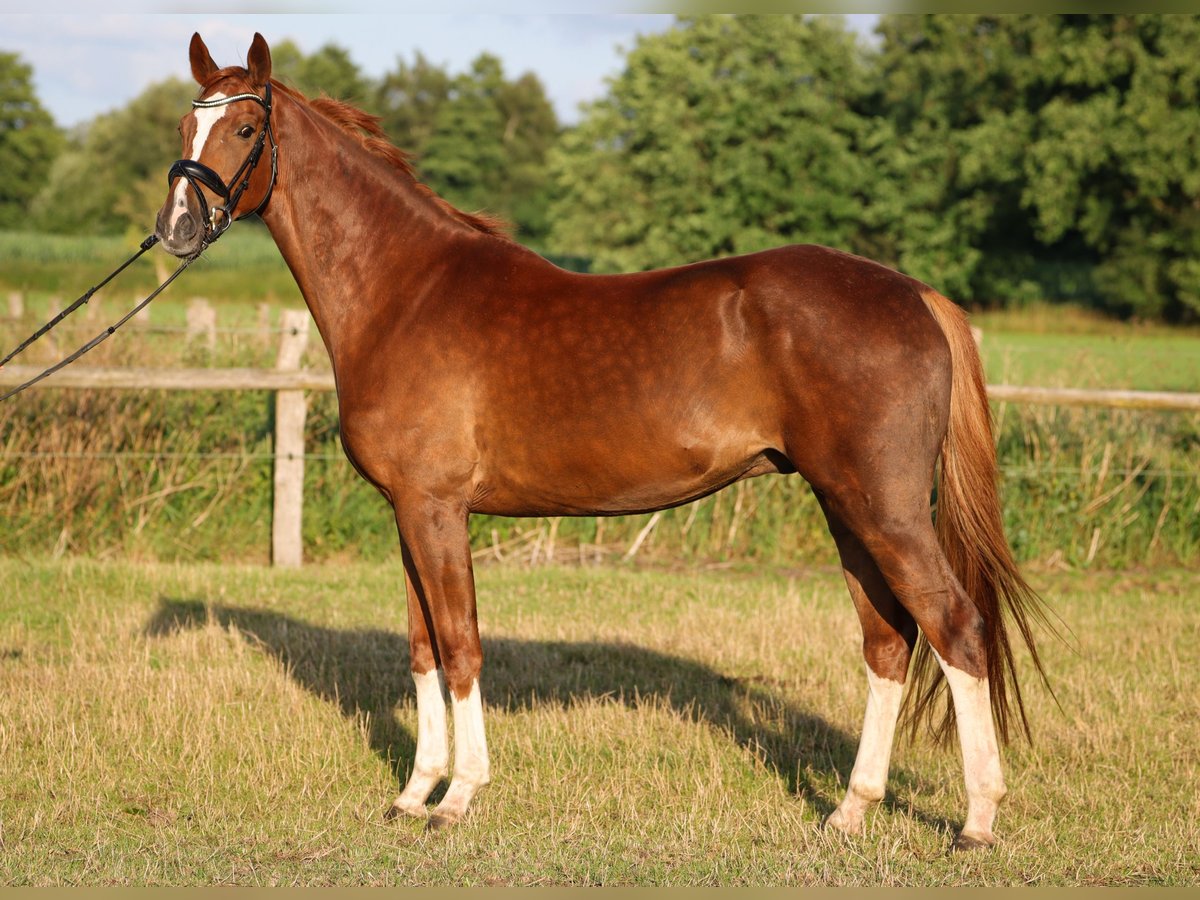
[237,125,254,139]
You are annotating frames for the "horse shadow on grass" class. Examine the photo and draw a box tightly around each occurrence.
[143,596,953,834]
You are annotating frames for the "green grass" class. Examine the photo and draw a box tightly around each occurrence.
[980,331,1200,393]
[0,227,303,309]
[971,301,1200,392]
[0,560,1195,885]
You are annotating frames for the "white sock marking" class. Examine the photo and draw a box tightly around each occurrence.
[828,666,904,832]
[451,678,490,785]
[852,667,905,800]
[393,668,448,814]
[412,668,449,778]
[932,648,1006,840]
[431,678,491,823]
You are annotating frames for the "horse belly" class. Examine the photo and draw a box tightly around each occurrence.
[471,408,783,518]
[460,254,834,516]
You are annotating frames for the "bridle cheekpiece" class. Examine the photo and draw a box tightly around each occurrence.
[166,82,278,245]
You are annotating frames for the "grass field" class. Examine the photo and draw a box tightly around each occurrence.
[0,559,1196,886]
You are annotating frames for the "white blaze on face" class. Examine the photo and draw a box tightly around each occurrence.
[168,92,228,231]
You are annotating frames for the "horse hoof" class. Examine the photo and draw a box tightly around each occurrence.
[822,809,863,836]
[952,831,996,852]
[385,800,426,822]
[426,810,461,831]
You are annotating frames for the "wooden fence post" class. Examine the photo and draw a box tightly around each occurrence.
[272,309,310,567]
[186,298,217,349]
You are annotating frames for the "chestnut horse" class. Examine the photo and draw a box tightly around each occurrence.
[157,34,1050,849]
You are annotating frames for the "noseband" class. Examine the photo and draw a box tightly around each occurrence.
[167,82,277,244]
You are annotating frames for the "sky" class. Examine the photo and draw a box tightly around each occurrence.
[0,10,881,131]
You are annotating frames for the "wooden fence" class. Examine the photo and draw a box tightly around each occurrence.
[2,306,1198,566]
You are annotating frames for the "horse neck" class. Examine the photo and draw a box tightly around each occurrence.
[259,91,490,368]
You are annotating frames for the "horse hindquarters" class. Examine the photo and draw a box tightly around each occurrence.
[788,281,1030,849]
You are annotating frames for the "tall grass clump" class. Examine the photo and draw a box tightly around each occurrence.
[2,376,1196,568]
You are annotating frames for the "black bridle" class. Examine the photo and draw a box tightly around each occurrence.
[0,84,279,402]
[166,82,278,245]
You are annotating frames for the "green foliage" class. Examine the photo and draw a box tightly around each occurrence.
[547,13,1200,321]
[373,51,453,154]
[271,39,373,108]
[10,17,1200,322]
[547,16,873,273]
[381,52,560,244]
[30,78,194,235]
[0,51,63,228]
[867,14,1200,321]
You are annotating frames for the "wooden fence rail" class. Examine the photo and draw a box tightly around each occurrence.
[4,366,1197,410]
[2,352,1198,566]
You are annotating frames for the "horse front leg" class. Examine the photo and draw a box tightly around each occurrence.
[387,548,449,819]
[390,494,490,830]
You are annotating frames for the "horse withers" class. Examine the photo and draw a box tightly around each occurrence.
[158,33,1052,850]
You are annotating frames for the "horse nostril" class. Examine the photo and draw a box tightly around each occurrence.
[176,213,197,240]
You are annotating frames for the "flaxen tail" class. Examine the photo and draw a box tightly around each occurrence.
[908,289,1057,745]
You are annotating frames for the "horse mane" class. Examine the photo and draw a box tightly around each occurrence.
[200,69,512,240]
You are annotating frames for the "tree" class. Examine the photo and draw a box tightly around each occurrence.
[271,39,373,108]
[546,15,874,273]
[868,14,1200,320]
[0,51,63,228]
[376,52,559,245]
[860,16,1048,302]
[1021,15,1200,321]
[373,50,453,153]
[31,78,194,234]
[418,54,559,242]
[419,55,509,215]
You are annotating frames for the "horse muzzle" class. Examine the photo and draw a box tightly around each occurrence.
[163,158,234,250]
[154,202,203,259]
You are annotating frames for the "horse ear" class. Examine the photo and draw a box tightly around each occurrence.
[189,33,218,85]
[247,33,272,87]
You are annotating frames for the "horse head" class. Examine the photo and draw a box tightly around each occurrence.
[156,33,277,257]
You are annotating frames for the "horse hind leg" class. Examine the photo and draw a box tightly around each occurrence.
[818,498,917,836]
[821,478,1006,850]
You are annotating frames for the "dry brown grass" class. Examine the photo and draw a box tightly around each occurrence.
[0,559,1197,885]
